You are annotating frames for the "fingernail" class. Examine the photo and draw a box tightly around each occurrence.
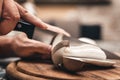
[67,33,71,37]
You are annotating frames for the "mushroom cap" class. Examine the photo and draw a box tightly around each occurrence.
[64,44,107,60]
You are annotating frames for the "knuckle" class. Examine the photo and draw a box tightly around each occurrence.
[21,9,29,17]
[12,14,20,21]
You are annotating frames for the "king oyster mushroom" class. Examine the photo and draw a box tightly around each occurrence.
[51,34,116,72]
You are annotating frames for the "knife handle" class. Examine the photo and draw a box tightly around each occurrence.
[14,20,35,39]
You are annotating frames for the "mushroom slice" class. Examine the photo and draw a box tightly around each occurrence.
[66,44,107,60]
[63,56,116,67]
[51,34,116,72]
[52,40,70,67]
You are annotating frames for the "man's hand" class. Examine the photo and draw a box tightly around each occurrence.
[0,0,70,37]
[15,2,71,37]
[0,0,70,58]
[11,32,52,59]
[0,32,51,59]
[0,0,20,35]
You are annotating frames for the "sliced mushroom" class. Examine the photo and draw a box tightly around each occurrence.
[52,40,69,67]
[52,34,116,72]
[63,56,85,72]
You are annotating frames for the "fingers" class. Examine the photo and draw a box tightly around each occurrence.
[3,0,20,20]
[0,0,20,35]
[46,23,71,37]
[15,2,47,29]
[15,2,71,37]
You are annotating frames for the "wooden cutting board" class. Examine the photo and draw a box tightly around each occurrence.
[6,59,120,80]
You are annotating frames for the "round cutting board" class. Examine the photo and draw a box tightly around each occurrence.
[6,60,87,80]
[6,60,120,80]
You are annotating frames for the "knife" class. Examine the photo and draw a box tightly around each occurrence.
[14,20,57,44]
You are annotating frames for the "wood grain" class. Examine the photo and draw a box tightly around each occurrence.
[6,59,120,80]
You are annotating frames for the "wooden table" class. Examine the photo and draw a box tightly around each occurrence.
[6,59,120,80]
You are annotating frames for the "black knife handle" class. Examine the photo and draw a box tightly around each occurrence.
[14,20,35,39]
